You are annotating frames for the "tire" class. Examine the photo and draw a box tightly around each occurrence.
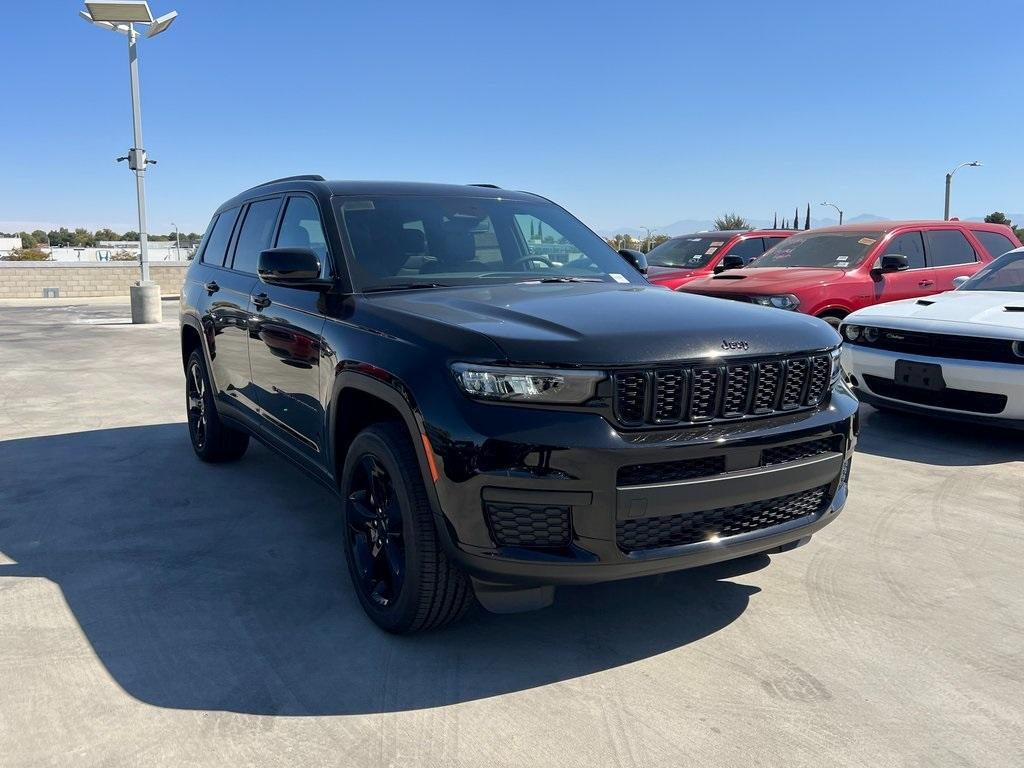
[185,349,249,463]
[818,313,845,330]
[341,422,472,633]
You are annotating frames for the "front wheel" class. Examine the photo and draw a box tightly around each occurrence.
[341,422,472,633]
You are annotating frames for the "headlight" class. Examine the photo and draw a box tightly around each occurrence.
[863,327,879,343]
[843,324,861,341]
[452,364,604,404]
[752,294,800,310]
[830,346,843,384]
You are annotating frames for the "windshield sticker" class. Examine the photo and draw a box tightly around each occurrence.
[835,258,849,266]
[610,273,629,283]
[705,247,718,255]
[686,238,702,242]
[858,237,877,246]
[711,241,725,247]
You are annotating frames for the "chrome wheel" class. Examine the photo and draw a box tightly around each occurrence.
[186,360,208,450]
[346,454,405,608]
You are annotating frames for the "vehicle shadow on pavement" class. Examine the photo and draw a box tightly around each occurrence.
[0,423,765,716]
[854,405,1022,466]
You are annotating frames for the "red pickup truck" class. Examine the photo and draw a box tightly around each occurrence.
[645,229,798,289]
[678,221,1020,327]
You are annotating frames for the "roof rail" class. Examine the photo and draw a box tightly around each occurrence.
[254,174,326,188]
[468,183,501,189]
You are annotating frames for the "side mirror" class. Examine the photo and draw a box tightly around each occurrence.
[952,275,970,289]
[257,247,324,288]
[875,253,909,274]
[713,254,746,274]
[618,248,648,275]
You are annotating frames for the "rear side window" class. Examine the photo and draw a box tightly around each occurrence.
[201,206,240,266]
[972,230,1017,259]
[726,237,765,263]
[925,230,977,267]
[884,231,926,269]
[764,236,788,249]
[231,198,283,274]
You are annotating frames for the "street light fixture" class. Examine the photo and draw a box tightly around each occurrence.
[944,161,981,221]
[820,201,843,226]
[80,1,178,323]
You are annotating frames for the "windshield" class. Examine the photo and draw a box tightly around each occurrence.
[335,195,643,291]
[960,250,1024,292]
[751,231,882,269]
[646,235,733,268]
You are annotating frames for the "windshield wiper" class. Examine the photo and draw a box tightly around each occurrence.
[363,282,450,293]
[517,276,605,284]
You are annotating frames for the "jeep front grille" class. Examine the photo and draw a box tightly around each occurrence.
[612,352,832,427]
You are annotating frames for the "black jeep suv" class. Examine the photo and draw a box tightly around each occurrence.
[180,176,857,633]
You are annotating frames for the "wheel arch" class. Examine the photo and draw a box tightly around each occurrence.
[327,371,457,553]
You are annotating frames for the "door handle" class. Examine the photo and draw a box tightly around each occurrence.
[253,292,272,310]
[918,280,934,287]
[204,280,220,293]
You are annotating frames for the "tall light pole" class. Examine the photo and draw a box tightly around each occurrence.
[171,221,181,260]
[944,160,981,220]
[820,201,843,226]
[79,2,177,322]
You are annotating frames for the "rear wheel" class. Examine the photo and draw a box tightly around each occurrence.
[341,422,472,633]
[185,349,249,462]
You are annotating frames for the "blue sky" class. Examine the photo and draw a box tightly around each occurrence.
[3,0,1023,235]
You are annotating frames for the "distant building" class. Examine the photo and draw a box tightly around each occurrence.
[0,236,22,257]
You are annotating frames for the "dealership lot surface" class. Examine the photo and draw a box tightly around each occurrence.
[1,300,1022,767]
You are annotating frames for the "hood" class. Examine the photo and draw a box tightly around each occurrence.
[364,282,839,366]
[847,290,1024,339]
[686,267,845,293]
[647,265,701,281]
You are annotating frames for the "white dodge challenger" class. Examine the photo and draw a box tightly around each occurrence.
[840,247,1024,429]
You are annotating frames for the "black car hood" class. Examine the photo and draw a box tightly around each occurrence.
[364,282,839,366]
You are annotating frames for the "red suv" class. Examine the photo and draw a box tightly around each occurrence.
[678,221,1020,327]
[645,229,798,289]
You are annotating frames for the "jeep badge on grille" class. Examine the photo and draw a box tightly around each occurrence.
[721,339,750,351]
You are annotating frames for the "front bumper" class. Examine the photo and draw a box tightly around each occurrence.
[842,344,1024,423]
[424,384,859,586]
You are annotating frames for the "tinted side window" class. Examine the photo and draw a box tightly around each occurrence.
[764,236,788,249]
[972,230,1016,259]
[727,237,765,263]
[925,230,977,267]
[231,198,282,274]
[885,231,926,270]
[277,196,329,272]
[201,206,240,266]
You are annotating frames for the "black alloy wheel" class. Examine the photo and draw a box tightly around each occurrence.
[340,423,472,633]
[184,349,249,462]
[186,358,208,451]
[346,454,406,608]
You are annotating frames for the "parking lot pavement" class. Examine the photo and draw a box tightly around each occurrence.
[1,300,1022,767]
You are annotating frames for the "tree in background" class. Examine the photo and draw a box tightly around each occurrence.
[646,234,671,252]
[93,228,120,242]
[772,212,778,228]
[984,212,1012,226]
[714,213,751,230]
[804,203,811,230]
[47,228,73,247]
[31,229,47,245]
[794,207,800,230]
[2,248,51,261]
[18,231,37,247]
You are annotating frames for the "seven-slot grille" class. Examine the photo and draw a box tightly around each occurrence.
[613,352,832,427]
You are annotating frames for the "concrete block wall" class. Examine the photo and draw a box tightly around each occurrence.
[0,262,189,298]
